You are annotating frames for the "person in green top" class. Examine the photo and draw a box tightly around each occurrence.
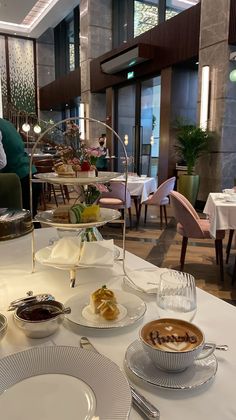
[0,118,41,217]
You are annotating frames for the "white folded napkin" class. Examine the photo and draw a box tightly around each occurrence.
[47,237,82,265]
[125,267,169,294]
[79,239,114,267]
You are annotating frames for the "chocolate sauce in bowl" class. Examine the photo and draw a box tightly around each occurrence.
[18,305,61,321]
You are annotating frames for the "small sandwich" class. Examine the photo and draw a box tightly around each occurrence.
[69,204,86,223]
[53,206,71,223]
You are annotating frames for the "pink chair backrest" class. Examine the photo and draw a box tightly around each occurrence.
[148,176,176,204]
[170,190,199,219]
[99,181,131,208]
[169,191,205,238]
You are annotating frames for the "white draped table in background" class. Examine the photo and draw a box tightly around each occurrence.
[204,192,236,237]
[0,228,236,419]
[113,176,157,203]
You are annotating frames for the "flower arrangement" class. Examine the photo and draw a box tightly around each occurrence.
[55,121,103,176]
[68,147,103,174]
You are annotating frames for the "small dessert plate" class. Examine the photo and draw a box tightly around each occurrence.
[65,291,146,329]
[125,340,218,390]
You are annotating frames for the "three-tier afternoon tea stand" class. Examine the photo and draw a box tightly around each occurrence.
[29,116,129,287]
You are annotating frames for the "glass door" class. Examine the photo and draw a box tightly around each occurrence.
[140,76,161,177]
[116,85,136,173]
[115,75,161,176]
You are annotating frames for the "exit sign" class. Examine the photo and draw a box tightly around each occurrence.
[127,71,134,79]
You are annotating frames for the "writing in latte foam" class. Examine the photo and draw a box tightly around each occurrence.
[148,330,198,346]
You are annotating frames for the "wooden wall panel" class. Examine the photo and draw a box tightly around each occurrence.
[40,67,81,110]
[90,4,200,93]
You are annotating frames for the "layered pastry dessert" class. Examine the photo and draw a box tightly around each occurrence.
[90,285,120,321]
[53,204,101,224]
[54,162,74,177]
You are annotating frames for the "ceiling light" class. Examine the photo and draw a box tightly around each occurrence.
[22,123,30,133]
[22,0,57,27]
[33,124,42,134]
[0,0,59,33]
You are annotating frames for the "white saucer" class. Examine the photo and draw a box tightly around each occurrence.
[125,340,218,390]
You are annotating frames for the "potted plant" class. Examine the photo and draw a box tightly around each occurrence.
[174,123,210,205]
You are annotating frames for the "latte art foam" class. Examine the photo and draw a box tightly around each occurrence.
[147,330,197,352]
[142,319,203,352]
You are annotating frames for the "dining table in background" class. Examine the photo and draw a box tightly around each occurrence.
[113,175,157,226]
[203,192,236,238]
[0,227,235,419]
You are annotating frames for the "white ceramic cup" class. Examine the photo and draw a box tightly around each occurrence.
[140,318,216,372]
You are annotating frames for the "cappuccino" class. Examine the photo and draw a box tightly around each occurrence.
[140,319,215,372]
[142,319,203,352]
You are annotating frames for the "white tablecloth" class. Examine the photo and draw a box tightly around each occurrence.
[204,192,236,237]
[0,228,236,419]
[114,176,157,203]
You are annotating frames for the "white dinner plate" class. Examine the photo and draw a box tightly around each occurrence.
[125,340,218,390]
[35,207,121,228]
[225,196,236,203]
[0,346,131,420]
[65,290,146,329]
[34,171,122,185]
[35,245,120,270]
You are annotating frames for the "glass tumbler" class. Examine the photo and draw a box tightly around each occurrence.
[156,270,197,322]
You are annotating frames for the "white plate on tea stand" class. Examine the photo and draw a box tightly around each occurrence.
[0,346,131,420]
[65,290,146,329]
[125,340,218,390]
[35,208,121,229]
[35,244,120,270]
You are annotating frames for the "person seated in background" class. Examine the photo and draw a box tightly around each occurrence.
[0,134,6,170]
[96,134,108,171]
[0,118,41,217]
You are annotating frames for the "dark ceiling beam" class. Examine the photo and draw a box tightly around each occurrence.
[39,67,81,111]
[90,3,201,93]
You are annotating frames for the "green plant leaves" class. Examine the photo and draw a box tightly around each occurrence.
[174,124,210,175]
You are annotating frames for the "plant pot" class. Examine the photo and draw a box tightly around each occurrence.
[178,174,200,206]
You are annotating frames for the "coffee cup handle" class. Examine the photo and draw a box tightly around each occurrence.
[196,343,216,360]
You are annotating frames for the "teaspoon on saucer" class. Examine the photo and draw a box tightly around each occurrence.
[204,343,228,351]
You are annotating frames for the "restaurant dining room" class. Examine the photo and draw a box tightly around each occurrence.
[1,0,236,419]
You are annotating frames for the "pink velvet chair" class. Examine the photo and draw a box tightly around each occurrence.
[98,181,132,228]
[170,191,225,281]
[139,176,176,228]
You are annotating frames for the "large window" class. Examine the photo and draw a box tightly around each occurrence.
[166,0,199,21]
[66,13,75,72]
[113,0,199,47]
[134,1,159,37]
[54,6,80,79]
